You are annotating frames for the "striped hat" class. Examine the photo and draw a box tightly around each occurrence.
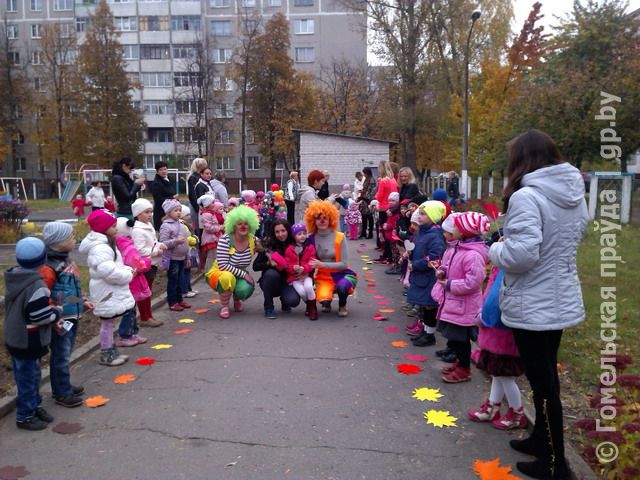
[453,211,490,238]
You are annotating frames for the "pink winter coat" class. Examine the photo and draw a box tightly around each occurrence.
[200,208,224,247]
[116,236,152,301]
[478,267,520,357]
[283,243,317,284]
[431,238,488,327]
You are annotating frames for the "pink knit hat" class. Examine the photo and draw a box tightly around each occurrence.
[87,209,117,234]
[453,211,490,238]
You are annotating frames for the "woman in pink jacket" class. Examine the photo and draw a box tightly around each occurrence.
[374,161,398,249]
[431,212,490,383]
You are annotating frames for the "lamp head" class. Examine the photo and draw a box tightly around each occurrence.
[471,9,482,21]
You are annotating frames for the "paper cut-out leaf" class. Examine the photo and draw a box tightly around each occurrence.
[367,289,377,293]
[423,410,457,428]
[396,363,423,375]
[373,295,385,299]
[356,250,364,254]
[379,308,395,313]
[208,299,220,304]
[385,326,399,332]
[412,387,443,402]
[405,354,428,362]
[391,341,408,348]
[113,374,136,384]
[52,422,83,434]
[377,301,391,306]
[175,328,192,334]
[135,357,156,365]
[482,202,500,222]
[373,314,388,321]
[0,465,30,480]
[178,318,194,323]
[151,344,173,349]
[194,308,209,314]
[84,395,109,408]
[362,267,369,271]
[359,243,366,246]
[367,283,376,287]
[472,459,522,480]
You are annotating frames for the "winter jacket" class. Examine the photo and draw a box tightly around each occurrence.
[447,176,460,200]
[318,181,330,200]
[407,223,446,307]
[150,174,176,230]
[488,162,588,331]
[187,172,202,213]
[400,183,420,202]
[344,203,362,225]
[285,179,299,202]
[383,207,400,241]
[4,267,60,359]
[86,186,105,208]
[39,249,83,321]
[431,238,489,326]
[116,236,151,302]
[478,267,519,357]
[283,242,316,284]
[78,231,135,318]
[375,177,398,211]
[71,198,90,217]
[200,208,224,247]
[111,170,141,216]
[297,185,319,222]
[210,178,229,208]
[159,218,189,261]
[131,220,164,267]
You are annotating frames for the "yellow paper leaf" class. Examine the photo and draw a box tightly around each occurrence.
[423,410,458,428]
[151,344,173,350]
[113,374,136,384]
[472,458,522,480]
[412,387,443,402]
[391,341,408,348]
[362,267,369,271]
[178,319,194,323]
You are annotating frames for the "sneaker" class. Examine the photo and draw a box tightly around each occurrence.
[54,394,83,408]
[71,385,85,396]
[17,416,48,431]
[113,347,129,362]
[99,348,127,366]
[115,335,139,348]
[442,361,459,374]
[219,306,230,319]
[168,304,184,312]
[131,334,148,344]
[179,301,191,309]
[35,406,54,423]
[233,300,244,312]
[184,291,198,298]
[338,307,348,317]
[385,266,401,275]
[493,407,527,430]
[412,332,436,347]
[468,399,501,422]
[320,301,331,313]
[140,317,164,327]
[264,308,277,319]
[442,366,471,383]
[406,323,423,336]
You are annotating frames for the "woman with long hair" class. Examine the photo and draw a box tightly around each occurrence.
[398,166,420,201]
[489,129,588,480]
[358,167,377,239]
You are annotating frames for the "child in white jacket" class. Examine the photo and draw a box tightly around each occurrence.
[78,210,134,366]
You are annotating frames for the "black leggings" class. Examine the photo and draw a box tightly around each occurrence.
[285,200,295,225]
[259,269,301,310]
[419,307,437,328]
[449,340,471,368]
[361,213,374,238]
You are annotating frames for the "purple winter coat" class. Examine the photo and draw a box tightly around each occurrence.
[431,238,488,327]
[159,218,189,261]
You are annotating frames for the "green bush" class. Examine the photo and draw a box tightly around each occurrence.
[74,220,91,242]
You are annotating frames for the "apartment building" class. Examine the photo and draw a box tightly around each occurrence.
[1,0,366,186]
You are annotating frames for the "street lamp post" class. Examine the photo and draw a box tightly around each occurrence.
[461,9,481,200]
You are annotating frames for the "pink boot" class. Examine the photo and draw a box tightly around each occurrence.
[468,399,501,422]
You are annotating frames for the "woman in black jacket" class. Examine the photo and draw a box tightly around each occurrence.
[187,157,208,219]
[253,219,301,319]
[358,167,377,239]
[150,161,177,231]
[398,167,420,202]
[111,158,145,220]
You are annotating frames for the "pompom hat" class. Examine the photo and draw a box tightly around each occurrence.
[454,211,490,238]
[131,198,153,219]
[87,209,117,234]
[162,198,181,214]
[16,237,47,269]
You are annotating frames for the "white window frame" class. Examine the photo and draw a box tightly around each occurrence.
[210,0,229,6]
[212,48,232,63]
[247,156,260,171]
[141,72,172,87]
[7,25,18,39]
[240,0,255,6]
[294,19,314,34]
[295,47,314,63]
[123,44,139,60]
[30,0,42,11]
[211,20,231,36]
[268,0,281,6]
[16,157,27,172]
[9,51,20,66]
[246,129,255,144]
[213,76,234,91]
[171,16,201,31]
[172,44,195,59]
[143,101,173,115]
[6,0,17,12]
[53,0,73,11]
[31,51,43,65]
[294,0,313,5]
[114,16,137,32]
[59,23,75,38]
[215,156,233,170]
[213,103,233,118]
[31,24,42,39]
[216,130,234,144]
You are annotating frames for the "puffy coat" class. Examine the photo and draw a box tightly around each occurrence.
[79,231,135,318]
[159,217,189,260]
[283,243,316,284]
[432,238,488,326]
[116,236,151,301]
[407,223,445,307]
[489,162,588,331]
[131,220,164,267]
[200,208,224,247]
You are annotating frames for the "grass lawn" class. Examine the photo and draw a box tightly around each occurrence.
[26,198,68,211]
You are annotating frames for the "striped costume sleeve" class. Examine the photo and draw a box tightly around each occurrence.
[26,286,60,327]
[216,236,247,278]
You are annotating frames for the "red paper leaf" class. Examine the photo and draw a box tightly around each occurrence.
[405,354,428,362]
[385,326,399,332]
[174,328,192,334]
[482,202,500,221]
[367,289,377,293]
[135,357,156,366]
[53,422,83,434]
[194,308,209,314]
[0,466,30,480]
[359,243,366,246]
[396,363,423,375]
[373,314,388,321]
[356,250,364,254]
[376,301,391,306]
[367,283,376,287]
[373,295,385,299]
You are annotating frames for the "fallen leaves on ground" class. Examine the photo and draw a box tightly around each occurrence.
[175,328,193,334]
[208,299,220,304]
[113,374,136,384]
[391,341,408,348]
[84,395,110,408]
[412,387,443,402]
[472,459,522,480]
[178,318,194,323]
[404,354,428,362]
[151,344,173,350]
[372,314,388,321]
[385,326,399,332]
[396,363,423,375]
[0,466,30,480]
[423,410,457,428]
[135,357,156,365]
[194,308,209,314]
[379,308,395,313]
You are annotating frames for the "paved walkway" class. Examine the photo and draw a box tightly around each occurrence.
[0,239,535,480]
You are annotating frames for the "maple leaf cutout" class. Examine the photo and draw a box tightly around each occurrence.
[151,344,173,350]
[84,395,110,408]
[391,341,408,348]
[423,410,458,428]
[135,357,156,365]
[178,318,194,323]
[113,374,136,384]
[396,363,423,375]
[472,458,522,480]
[412,387,443,402]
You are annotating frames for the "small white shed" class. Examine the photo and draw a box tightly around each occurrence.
[294,130,397,192]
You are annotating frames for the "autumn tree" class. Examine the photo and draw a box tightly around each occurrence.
[74,0,145,166]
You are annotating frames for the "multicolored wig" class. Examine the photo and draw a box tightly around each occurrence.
[224,204,259,235]
[304,200,339,234]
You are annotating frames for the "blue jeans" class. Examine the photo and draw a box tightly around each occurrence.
[117,307,139,339]
[50,320,78,398]
[11,356,42,422]
[181,267,192,294]
[167,259,185,306]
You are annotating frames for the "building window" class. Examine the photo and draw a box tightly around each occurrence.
[111,0,133,3]
[171,16,201,31]
[6,25,18,39]
[34,77,44,91]
[140,44,171,60]
[268,0,281,5]
[31,24,42,38]
[6,0,17,12]
[141,72,172,87]
[210,0,229,6]
[295,47,314,63]
[59,23,74,38]
[53,0,73,11]
[294,0,313,5]
[30,0,42,11]
[76,17,89,33]
[294,19,314,34]
[31,51,43,65]
[9,51,20,66]
[176,127,205,143]
[246,129,255,144]
[211,20,231,36]
[213,76,234,91]
[16,157,27,171]
[16,133,25,145]
[215,156,233,170]
[114,17,137,32]
[143,100,173,115]
[143,154,170,169]
[175,100,204,114]
[123,45,139,59]
[213,103,234,118]
[173,71,202,87]
[247,156,260,171]
[139,16,169,32]
[212,48,232,63]
[37,158,50,172]
[173,44,196,58]
[240,0,255,6]
[147,128,173,142]
[216,130,234,144]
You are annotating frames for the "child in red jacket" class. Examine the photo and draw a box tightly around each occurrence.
[284,223,318,319]
[71,194,91,219]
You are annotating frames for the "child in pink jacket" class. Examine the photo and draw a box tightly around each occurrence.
[198,196,224,271]
[431,212,490,383]
[284,224,318,320]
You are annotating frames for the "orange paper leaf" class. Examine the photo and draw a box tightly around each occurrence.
[175,328,193,334]
[472,459,521,480]
[84,395,110,408]
[113,374,136,385]
[379,308,395,313]
[207,299,220,304]
[194,308,209,314]
[391,341,408,348]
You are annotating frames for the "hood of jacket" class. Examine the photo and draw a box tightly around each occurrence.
[522,162,585,209]
[5,267,43,304]
[79,230,112,255]
[456,238,489,263]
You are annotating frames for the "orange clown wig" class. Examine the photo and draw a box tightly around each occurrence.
[304,200,340,234]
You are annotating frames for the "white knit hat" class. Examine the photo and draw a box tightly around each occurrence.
[197,194,215,208]
[116,217,131,237]
[180,205,191,219]
[131,198,153,218]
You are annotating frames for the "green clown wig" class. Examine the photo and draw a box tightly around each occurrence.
[224,204,259,235]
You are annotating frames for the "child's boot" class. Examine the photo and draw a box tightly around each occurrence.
[468,399,501,422]
[493,407,527,430]
[99,348,126,366]
[442,365,471,383]
[307,300,318,321]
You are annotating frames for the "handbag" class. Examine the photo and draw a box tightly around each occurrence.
[481,270,508,329]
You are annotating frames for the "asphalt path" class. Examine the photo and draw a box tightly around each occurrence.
[0,239,538,480]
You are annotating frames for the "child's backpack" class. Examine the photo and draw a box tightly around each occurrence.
[47,261,83,319]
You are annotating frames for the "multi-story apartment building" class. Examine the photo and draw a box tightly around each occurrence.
[1,0,366,188]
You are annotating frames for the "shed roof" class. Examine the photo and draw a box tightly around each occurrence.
[293,129,398,146]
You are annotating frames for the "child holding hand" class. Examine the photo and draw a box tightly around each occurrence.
[284,224,318,320]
